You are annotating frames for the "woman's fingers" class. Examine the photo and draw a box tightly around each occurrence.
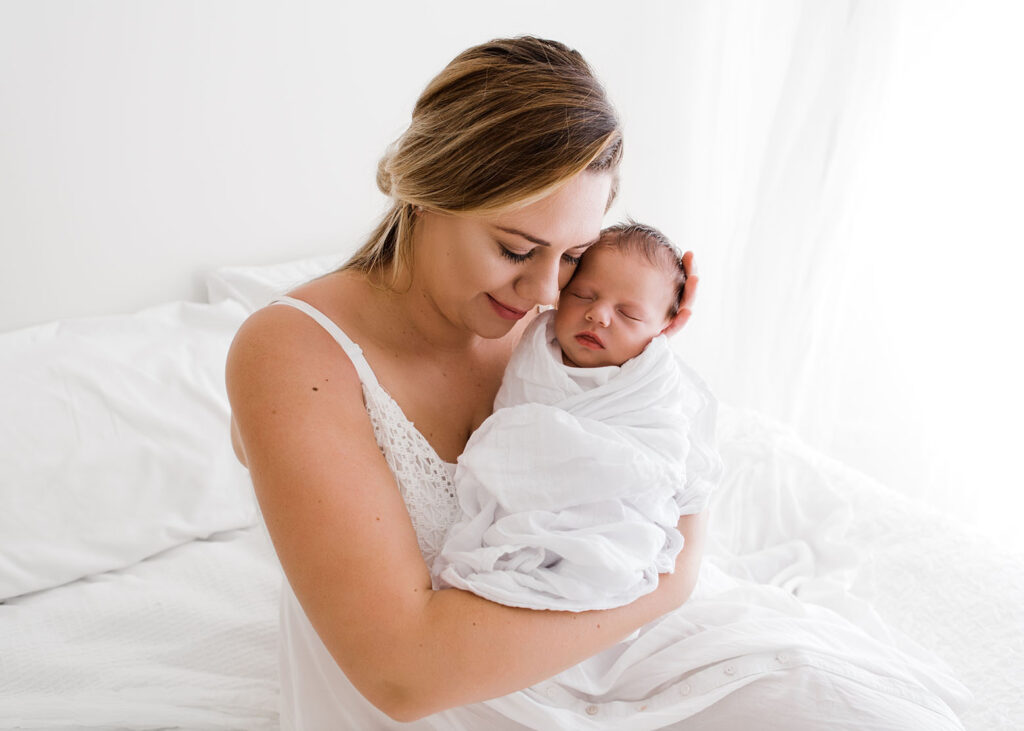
[679,252,698,312]
[662,252,698,338]
[663,290,694,337]
[681,250,695,276]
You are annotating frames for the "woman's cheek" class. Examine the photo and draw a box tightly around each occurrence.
[557,268,575,290]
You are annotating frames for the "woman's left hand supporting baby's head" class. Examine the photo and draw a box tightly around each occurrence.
[662,251,698,337]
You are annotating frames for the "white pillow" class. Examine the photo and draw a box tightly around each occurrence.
[205,253,345,312]
[0,299,256,600]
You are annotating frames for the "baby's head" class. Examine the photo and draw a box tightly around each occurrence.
[555,221,686,368]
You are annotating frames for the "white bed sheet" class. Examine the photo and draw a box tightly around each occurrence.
[2,406,1020,729]
[844,475,1024,731]
[0,525,281,730]
[710,406,1024,730]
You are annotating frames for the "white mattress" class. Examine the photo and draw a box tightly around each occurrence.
[1,406,1020,729]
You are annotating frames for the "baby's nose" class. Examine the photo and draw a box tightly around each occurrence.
[585,306,611,326]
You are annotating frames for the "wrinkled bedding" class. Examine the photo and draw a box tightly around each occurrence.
[710,406,1023,730]
[1,405,1019,729]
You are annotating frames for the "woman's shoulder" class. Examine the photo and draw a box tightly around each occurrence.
[231,269,370,357]
[282,268,375,339]
[226,272,374,422]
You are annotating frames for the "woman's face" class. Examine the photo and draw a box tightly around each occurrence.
[411,172,612,339]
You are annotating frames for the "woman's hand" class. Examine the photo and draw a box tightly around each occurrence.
[659,510,707,607]
[662,250,698,337]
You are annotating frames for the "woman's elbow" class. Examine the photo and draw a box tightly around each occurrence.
[375,694,423,723]
[384,704,431,724]
[371,670,477,722]
[370,682,436,723]
[347,659,442,722]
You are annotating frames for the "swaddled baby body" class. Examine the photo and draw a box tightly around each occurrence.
[433,222,720,611]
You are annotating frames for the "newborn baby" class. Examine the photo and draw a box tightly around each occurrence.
[433,221,720,611]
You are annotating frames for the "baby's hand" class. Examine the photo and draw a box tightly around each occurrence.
[662,251,698,337]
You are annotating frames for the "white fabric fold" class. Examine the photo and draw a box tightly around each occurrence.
[433,310,721,611]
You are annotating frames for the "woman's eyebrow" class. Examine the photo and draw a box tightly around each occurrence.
[495,225,600,250]
[495,226,551,247]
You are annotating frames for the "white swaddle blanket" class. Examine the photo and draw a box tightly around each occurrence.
[433,310,720,611]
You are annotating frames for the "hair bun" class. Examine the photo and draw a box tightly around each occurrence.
[376,154,394,197]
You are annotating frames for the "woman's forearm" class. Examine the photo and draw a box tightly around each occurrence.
[382,511,708,721]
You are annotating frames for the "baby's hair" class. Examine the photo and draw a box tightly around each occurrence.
[590,220,687,319]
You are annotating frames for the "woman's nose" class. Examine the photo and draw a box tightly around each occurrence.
[517,258,562,307]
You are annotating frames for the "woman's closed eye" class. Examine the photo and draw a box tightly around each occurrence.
[498,243,535,263]
[497,240,584,266]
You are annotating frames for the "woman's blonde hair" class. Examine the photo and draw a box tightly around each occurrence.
[343,36,623,283]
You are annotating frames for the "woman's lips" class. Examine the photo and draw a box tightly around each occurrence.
[575,331,605,349]
[487,294,528,321]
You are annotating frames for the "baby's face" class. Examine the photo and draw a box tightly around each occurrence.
[554,246,674,368]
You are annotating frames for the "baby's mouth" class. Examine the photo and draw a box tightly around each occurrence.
[574,331,605,349]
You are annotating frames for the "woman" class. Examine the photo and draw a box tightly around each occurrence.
[227,37,968,729]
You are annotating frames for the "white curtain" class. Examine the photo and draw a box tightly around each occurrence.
[662,0,1023,549]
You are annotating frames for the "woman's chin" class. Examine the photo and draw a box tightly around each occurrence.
[465,312,520,340]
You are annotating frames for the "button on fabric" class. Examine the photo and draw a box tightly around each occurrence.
[679,683,691,696]
[585,704,599,716]
[724,665,736,676]
[777,652,790,664]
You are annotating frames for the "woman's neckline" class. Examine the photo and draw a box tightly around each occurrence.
[301,295,459,469]
[285,277,497,468]
[369,379,459,469]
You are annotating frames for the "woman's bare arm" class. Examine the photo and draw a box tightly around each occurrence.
[227,305,706,722]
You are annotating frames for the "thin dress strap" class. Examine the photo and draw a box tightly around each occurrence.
[269,296,381,388]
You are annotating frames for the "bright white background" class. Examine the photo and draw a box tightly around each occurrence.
[2,1,1022,549]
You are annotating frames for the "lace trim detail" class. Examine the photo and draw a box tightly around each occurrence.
[360,383,461,567]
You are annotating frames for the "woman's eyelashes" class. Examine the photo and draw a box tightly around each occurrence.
[498,243,533,263]
[497,241,583,266]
